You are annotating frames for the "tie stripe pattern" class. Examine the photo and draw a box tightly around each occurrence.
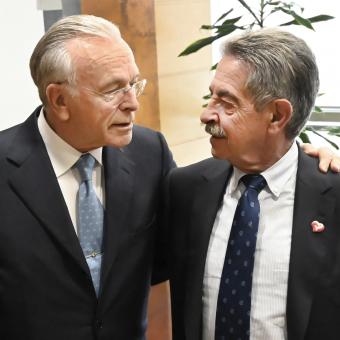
[215,174,266,340]
[75,153,104,296]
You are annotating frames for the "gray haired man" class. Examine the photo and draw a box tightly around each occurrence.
[168,28,340,340]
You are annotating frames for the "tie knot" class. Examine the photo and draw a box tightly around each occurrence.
[75,153,96,182]
[241,174,266,193]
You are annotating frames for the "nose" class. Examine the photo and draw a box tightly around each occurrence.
[118,89,139,113]
[200,103,219,125]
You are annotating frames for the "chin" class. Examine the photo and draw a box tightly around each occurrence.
[211,147,229,160]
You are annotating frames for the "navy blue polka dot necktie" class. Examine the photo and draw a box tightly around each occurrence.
[215,174,267,340]
[75,154,104,296]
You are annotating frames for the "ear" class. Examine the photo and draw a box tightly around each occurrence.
[45,83,70,121]
[268,99,293,134]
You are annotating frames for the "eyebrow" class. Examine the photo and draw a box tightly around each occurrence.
[209,86,240,105]
[103,74,140,90]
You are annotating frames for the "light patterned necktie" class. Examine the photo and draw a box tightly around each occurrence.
[215,174,267,340]
[75,153,104,296]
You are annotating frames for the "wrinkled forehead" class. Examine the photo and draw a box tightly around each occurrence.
[65,36,139,87]
[210,55,250,95]
[66,35,137,70]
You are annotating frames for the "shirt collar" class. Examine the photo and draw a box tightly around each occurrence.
[37,108,103,178]
[228,142,298,198]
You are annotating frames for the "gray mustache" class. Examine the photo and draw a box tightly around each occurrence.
[205,122,225,138]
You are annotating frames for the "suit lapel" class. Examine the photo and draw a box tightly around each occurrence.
[184,160,232,340]
[100,146,135,291]
[287,150,335,340]
[6,111,90,277]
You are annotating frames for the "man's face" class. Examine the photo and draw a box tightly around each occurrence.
[61,36,140,151]
[200,55,273,172]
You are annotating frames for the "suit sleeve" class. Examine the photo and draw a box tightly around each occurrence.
[151,131,176,285]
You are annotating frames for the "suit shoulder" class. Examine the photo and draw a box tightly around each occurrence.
[172,157,228,176]
[169,157,230,187]
[123,124,175,170]
[0,123,22,156]
[130,125,162,144]
[298,151,340,192]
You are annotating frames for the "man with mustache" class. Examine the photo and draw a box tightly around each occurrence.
[168,28,340,340]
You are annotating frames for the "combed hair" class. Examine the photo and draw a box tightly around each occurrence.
[221,28,319,139]
[30,15,121,105]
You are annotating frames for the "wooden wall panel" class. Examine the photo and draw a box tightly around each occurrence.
[81,0,160,130]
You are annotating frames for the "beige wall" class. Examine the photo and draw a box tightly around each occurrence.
[155,0,212,166]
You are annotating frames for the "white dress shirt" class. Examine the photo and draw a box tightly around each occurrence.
[202,142,298,340]
[38,109,104,234]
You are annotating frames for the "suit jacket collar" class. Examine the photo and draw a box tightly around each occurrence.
[100,145,135,295]
[184,159,232,339]
[6,108,136,301]
[6,108,91,280]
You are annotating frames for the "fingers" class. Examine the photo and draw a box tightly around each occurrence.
[317,147,334,173]
[330,155,340,173]
[301,143,340,173]
[300,143,319,157]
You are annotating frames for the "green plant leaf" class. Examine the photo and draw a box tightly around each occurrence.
[178,34,224,56]
[266,1,281,6]
[216,24,239,35]
[214,8,234,25]
[201,17,242,32]
[277,7,314,30]
[313,106,323,113]
[299,130,311,143]
[210,63,218,70]
[280,14,334,26]
[201,24,215,30]
[238,0,261,25]
[220,16,243,26]
[327,127,340,137]
[292,14,313,30]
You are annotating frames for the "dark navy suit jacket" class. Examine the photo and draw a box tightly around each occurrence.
[167,149,340,340]
[0,106,175,340]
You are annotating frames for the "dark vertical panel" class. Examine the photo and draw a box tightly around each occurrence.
[43,10,62,31]
[42,0,81,32]
[61,0,81,16]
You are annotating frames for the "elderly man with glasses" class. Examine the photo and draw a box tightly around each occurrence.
[0,15,174,340]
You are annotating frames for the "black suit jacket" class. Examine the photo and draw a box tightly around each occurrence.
[167,149,340,340]
[0,107,175,340]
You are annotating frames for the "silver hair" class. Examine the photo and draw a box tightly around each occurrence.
[221,28,319,139]
[30,15,121,105]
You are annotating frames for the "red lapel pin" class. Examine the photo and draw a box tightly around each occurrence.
[311,220,325,233]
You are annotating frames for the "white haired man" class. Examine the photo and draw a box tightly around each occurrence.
[0,15,174,340]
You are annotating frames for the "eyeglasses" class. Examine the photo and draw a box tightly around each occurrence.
[83,79,147,103]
